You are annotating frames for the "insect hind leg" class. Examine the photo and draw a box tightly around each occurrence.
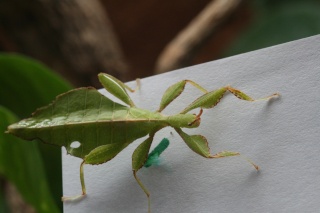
[226,86,279,102]
[180,86,279,114]
[210,151,259,170]
[62,160,86,202]
[133,171,151,213]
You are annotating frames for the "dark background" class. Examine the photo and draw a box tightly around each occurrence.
[1,0,319,87]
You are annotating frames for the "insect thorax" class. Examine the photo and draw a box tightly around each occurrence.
[166,113,199,128]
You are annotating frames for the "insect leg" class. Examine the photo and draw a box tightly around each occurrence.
[80,160,86,195]
[225,86,279,102]
[61,160,86,201]
[98,73,137,107]
[175,128,258,170]
[181,86,279,114]
[133,171,151,213]
[210,151,259,170]
[62,143,130,202]
[123,78,140,93]
[158,80,207,112]
[132,134,155,213]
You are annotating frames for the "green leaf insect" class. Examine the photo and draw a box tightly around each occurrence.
[7,73,279,212]
[144,138,170,168]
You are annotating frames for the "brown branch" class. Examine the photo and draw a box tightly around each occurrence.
[0,0,128,86]
[155,0,243,74]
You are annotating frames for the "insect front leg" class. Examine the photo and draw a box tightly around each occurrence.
[157,80,208,112]
[98,73,140,107]
[132,134,155,213]
[181,86,279,114]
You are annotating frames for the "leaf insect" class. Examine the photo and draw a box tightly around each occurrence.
[7,73,279,212]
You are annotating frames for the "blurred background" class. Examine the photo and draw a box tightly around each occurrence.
[1,0,320,86]
[0,0,320,212]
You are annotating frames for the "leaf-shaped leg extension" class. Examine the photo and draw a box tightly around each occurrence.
[181,86,279,114]
[157,80,207,112]
[98,73,140,107]
[175,128,259,170]
[132,134,155,213]
[157,79,278,114]
[62,142,130,201]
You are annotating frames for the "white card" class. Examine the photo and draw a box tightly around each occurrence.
[63,35,320,213]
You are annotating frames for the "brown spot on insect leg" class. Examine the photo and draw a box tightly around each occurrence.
[210,151,259,171]
[188,108,203,126]
[226,86,280,102]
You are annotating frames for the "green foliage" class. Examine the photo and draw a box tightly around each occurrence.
[0,54,72,118]
[0,106,59,213]
[225,0,320,56]
[0,53,72,212]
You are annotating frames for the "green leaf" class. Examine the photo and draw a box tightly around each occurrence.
[0,53,72,211]
[0,53,72,118]
[0,106,59,213]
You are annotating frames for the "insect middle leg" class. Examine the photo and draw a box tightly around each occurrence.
[181,86,279,114]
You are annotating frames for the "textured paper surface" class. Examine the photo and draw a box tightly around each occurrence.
[63,35,320,213]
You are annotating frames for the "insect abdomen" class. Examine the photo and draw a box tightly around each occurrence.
[7,88,168,159]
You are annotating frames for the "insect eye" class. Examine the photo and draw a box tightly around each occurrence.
[70,141,81,148]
